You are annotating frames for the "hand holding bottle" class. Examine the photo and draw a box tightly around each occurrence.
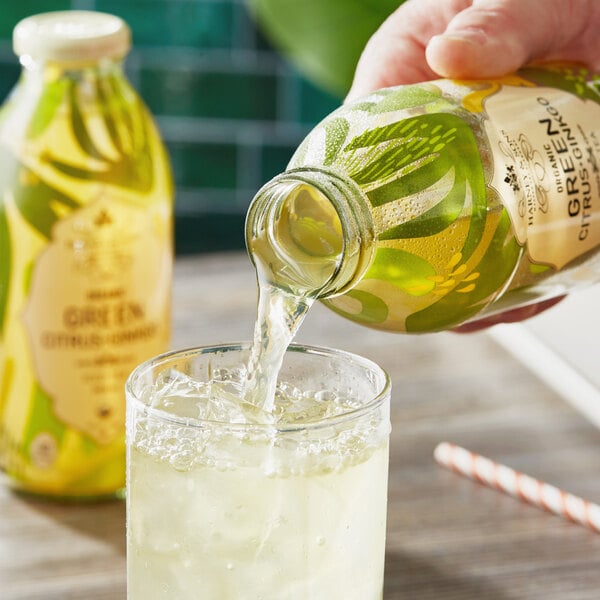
[348,0,600,99]
[347,0,600,330]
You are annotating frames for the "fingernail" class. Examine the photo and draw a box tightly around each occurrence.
[432,27,488,46]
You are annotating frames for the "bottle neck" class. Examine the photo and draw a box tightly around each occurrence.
[20,54,125,79]
[246,167,375,299]
[8,55,128,133]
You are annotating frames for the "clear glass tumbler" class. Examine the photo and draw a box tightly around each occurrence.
[126,343,391,599]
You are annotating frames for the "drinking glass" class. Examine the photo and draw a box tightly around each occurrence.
[126,343,391,599]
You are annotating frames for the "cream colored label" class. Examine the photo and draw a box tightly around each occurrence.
[484,87,600,268]
[23,197,171,445]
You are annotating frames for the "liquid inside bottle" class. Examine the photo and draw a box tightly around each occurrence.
[0,11,173,498]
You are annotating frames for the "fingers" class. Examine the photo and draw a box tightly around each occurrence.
[426,0,599,79]
[346,0,471,101]
[348,0,600,102]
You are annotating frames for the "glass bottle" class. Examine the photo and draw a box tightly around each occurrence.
[246,64,600,333]
[0,11,173,498]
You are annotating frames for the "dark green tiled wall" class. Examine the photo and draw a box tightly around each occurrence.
[97,0,237,48]
[169,141,237,189]
[0,2,71,36]
[0,0,340,254]
[261,143,300,183]
[139,69,279,120]
[0,62,19,101]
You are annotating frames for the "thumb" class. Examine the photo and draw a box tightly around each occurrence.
[426,0,600,79]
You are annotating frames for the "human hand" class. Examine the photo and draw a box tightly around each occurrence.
[347,0,596,329]
[347,0,600,100]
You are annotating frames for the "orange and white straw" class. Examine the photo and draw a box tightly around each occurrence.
[434,442,600,534]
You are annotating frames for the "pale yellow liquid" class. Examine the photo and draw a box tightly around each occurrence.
[245,182,345,410]
[128,389,389,600]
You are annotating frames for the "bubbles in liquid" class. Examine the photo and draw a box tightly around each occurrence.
[134,358,388,477]
[145,365,362,428]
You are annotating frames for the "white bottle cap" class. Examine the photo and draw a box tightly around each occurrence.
[13,11,131,63]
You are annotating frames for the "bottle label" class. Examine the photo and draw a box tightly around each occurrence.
[484,86,600,268]
[22,196,171,445]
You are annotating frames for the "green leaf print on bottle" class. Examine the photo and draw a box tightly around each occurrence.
[323,117,349,166]
[308,86,513,331]
[0,140,81,241]
[47,77,154,194]
[0,205,9,335]
[26,78,68,139]
[368,84,443,114]
[519,64,600,103]
[323,247,435,325]
[405,210,523,331]
[0,68,157,248]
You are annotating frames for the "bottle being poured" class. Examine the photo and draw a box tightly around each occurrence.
[244,63,600,379]
[244,179,350,411]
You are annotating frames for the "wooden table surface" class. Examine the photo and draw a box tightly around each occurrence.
[2,253,600,599]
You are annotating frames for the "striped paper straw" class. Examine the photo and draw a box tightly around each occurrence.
[434,442,600,534]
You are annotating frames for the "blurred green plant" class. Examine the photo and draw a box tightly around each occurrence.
[247,0,402,98]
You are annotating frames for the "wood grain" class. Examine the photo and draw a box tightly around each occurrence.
[1,253,599,599]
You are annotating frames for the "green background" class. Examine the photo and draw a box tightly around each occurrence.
[0,0,345,254]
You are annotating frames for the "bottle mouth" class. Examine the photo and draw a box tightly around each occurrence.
[246,167,375,298]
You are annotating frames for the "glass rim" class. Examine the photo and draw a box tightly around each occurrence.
[125,342,391,433]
